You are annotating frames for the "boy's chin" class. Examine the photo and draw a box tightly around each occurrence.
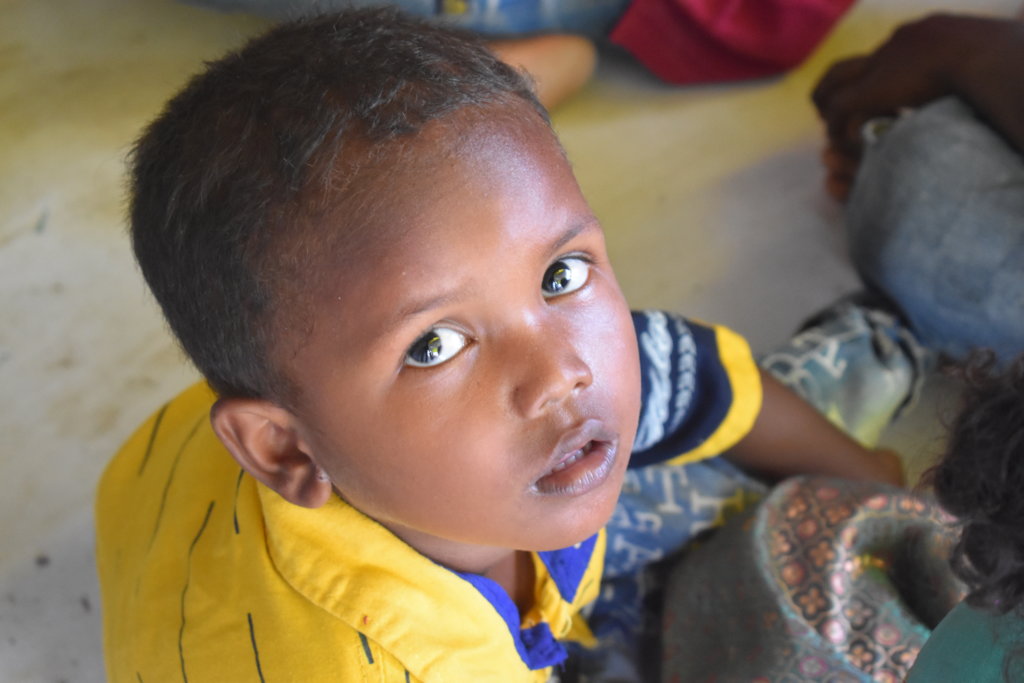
[528,486,623,552]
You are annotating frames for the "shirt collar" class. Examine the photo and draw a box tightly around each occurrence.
[453,534,600,670]
[258,485,601,678]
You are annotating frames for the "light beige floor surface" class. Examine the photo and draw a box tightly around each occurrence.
[1,1,1017,680]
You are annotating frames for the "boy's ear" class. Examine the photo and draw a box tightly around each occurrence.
[210,398,333,509]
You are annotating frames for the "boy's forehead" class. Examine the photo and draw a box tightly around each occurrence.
[320,103,567,263]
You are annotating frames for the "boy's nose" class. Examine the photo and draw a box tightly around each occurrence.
[510,330,593,419]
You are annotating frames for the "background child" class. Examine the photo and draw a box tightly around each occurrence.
[653,23,1024,666]
[96,8,901,682]
[754,12,1024,477]
[908,352,1024,680]
[812,12,1024,363]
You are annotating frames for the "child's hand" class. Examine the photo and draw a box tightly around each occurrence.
[813,14,982,160]
[812,13,1024,199]
[867,448,905,488]
[820,141,860,201]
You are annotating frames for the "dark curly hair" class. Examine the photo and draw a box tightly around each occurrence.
[925,352,1024,615]
[129,7,546,405]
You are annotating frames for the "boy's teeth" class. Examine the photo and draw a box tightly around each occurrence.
[551,452,580,473]
[551,442,591,473]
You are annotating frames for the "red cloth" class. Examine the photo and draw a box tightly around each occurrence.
[609,0,857,84]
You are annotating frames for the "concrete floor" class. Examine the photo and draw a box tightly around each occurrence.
[1,1,1017,680]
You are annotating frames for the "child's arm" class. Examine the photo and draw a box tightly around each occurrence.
[724,369,905,486]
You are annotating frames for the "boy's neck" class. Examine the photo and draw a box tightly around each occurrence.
[483,550,536,617]
[377,519,537,613]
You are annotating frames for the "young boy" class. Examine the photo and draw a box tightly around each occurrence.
[95,9,901,681]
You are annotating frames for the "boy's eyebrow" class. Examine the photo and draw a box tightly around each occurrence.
[550,214,600,255]
[393,291,464,328]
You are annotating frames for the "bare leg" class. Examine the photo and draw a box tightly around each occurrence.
[488,35,596,110]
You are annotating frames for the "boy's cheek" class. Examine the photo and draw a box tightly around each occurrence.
[598,305,642,448]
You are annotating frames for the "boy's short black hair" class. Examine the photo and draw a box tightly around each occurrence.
[130,8,546,403]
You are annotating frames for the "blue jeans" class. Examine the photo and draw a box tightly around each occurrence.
[183,0,631,38]
[847,97,1024,363]
[578,457,767,680]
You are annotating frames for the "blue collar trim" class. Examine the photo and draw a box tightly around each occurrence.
[538,533,598,602]
[452,533,598,670]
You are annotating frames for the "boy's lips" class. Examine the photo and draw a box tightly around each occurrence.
[532,419,619,496]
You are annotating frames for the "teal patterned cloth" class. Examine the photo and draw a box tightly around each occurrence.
[760,300,932,448]
[660,476,964,682]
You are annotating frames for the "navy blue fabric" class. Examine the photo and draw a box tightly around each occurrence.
[628,311,735,468]
[538,533,599,602]
[518,622,566,670]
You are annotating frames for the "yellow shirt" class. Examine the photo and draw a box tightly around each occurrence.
[96,382,603,682]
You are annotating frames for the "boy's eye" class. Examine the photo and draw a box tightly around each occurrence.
[404,327,468,368]
[542,257,590,298]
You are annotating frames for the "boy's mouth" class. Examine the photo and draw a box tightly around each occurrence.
[532,420,618,496]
